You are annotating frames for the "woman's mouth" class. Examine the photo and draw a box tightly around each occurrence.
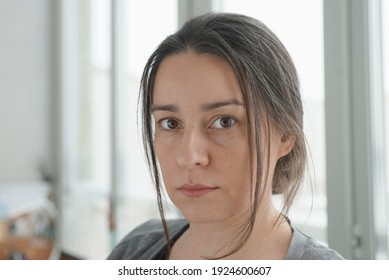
[178,184,218,197]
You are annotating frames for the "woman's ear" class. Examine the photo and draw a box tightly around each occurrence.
[277,133,295,159]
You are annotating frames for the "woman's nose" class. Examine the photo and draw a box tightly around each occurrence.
[176,128,210,169]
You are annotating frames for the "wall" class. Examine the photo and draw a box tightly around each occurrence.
[0,0,53,182]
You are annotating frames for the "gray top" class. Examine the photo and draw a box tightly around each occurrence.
[107,219,344,260]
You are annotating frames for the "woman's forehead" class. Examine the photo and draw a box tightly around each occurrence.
[152,52,244,106]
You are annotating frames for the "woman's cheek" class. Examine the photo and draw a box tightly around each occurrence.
[209,127,246,146]
[155,130,181,147]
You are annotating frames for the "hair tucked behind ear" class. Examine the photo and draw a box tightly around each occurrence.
[139,12,307,259]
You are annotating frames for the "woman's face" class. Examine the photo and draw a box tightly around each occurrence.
[152,52,284,223]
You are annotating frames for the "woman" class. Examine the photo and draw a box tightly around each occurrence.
[108,13,343,260]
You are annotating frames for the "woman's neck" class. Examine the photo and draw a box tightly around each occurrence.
[169,205,292,260]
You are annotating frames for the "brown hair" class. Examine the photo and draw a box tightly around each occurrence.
[139,12,307,258]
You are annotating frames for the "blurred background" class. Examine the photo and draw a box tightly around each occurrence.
[0,0,388,260]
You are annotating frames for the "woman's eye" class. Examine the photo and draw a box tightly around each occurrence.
[160,119,180,130]
[212,116,236,129]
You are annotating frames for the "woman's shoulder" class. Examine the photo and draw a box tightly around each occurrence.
[287,227,344,260]
[107,219,188,260]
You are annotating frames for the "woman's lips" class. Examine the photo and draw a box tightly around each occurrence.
[178,184,218,197]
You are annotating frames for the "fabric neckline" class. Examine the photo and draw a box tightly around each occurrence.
[156,219,307,260]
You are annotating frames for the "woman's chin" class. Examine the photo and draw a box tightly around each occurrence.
[180,209,223,224]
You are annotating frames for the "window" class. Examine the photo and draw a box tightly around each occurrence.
[116,0,179,241]
[60,0,111,259]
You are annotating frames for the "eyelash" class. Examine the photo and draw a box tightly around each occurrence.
[158,115,237,130]
[159,118,181,130]
[211,115,237,129]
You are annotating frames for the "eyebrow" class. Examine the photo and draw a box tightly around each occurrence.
[201,99,244,112]
[151,99,244,113]
[151,104,178,113]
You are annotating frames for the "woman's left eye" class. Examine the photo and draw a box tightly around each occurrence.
[211,116,236,129]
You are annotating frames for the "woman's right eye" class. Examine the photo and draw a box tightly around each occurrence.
[160,118,180,130]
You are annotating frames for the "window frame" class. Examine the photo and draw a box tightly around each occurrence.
[324,0,388,259]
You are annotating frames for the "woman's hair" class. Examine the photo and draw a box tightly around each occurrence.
[139,12,307,258]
